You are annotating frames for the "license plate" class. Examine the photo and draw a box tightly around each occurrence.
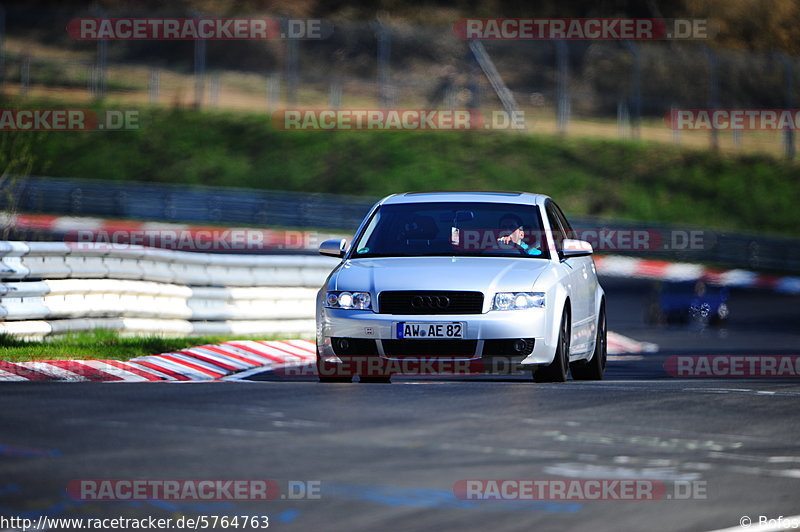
[396,322,465,339]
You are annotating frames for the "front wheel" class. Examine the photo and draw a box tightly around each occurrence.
[571,304,606,380]
[317,347,353,383]
[534,307,570,383]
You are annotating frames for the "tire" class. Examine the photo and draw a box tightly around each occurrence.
[359,357,392,383]
[571,303,606,381]
[316,347,353,383]
[534,306,570,383]
[359,376,392,383]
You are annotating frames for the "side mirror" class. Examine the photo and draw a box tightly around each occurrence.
[561,238,593,258]
[319,238,348,258]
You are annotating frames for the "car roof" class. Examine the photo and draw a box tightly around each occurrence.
[379,191,550,206]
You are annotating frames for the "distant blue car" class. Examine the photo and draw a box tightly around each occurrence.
[646,280,729,326]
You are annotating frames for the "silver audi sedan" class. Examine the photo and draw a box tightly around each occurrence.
[316,191,606,383]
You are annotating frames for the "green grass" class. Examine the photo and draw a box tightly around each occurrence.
[0,330,286,363]
[6,99,800,236]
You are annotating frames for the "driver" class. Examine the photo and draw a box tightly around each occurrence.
[497,214,542,256]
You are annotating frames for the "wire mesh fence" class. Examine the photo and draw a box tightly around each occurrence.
[1,6,799,156]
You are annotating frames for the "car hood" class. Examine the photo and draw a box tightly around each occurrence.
[329,256,551,294]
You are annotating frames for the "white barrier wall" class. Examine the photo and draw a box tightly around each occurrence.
[0,242,340,339]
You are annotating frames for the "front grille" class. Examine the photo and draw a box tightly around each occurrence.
[482,338,535,357]
[381,339,478,357]
[331,337,379,356]
[378,291,484,315]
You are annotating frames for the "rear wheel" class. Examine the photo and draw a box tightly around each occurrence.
[571,303,606,381]
[534,307,570,383]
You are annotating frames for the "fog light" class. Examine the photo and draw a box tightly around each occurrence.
[513,339,527,353]
[336,338,350,352]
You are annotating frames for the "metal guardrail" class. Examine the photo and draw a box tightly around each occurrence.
[5,177,800,273]
[569,216,800,274]
[0,241,340,338]
[6,176,376,231]
[1,239,797,339]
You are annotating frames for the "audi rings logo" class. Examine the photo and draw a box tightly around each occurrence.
[411,295,451,309]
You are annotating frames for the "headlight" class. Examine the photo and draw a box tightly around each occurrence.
[325,291,372,310]
[492,292,545,310]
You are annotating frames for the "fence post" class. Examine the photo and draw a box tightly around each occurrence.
[622,41,641,140]
[776,53,795,160]
[329,77,342,109]
[92,6,107,100]
[20,54,29,96]
[703,45,720,151]
[0,6,5,88]
[468,40,520,120]
[670,103,680,144]
[148,68,160,105]
[617,99,630,139]
[210,76,220,107]
[554,40,570,134]
[466,47,480,110]
[284,17,298,107]
[267,73,280,111]
[375,21,391,108]
[193,11,206,109]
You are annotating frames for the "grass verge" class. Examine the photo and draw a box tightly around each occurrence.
[6,99,800,236]
[0,330,291,363]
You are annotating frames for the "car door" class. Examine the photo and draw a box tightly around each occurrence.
[553,202,597,345]
[545,201,593,354]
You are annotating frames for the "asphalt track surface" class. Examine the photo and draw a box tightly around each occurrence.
[1,278,799,532]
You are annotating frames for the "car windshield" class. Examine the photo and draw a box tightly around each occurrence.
[351,201,549,259]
